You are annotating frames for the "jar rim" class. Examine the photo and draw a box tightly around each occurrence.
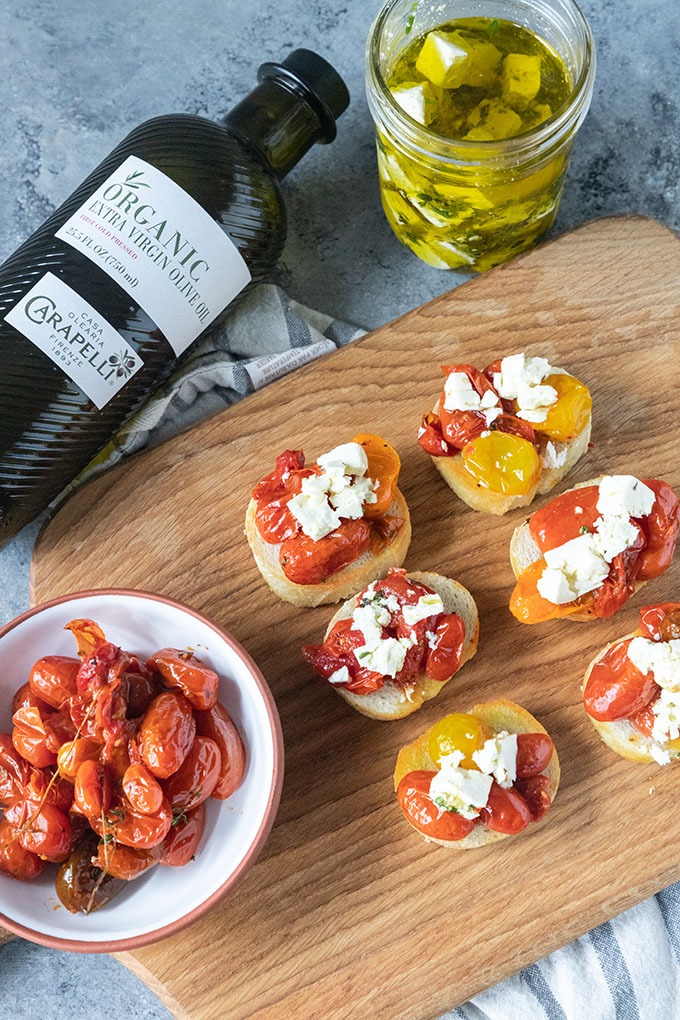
[365,0,596,166]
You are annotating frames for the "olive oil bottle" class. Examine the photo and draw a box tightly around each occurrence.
[0,49,349,544]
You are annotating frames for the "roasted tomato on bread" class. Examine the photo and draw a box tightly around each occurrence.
[303,568,478,720]
[510,475,679,624]
[583,602,680,764]
[394,699,559,848]
[245,435,411,607]
[418,353,591,515]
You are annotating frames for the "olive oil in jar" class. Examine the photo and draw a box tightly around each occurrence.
[366,4,594,273]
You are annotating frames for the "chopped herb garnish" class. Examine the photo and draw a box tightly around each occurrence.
[172,809,188,827]
[579,525,589,534]
[405,1,419,34]
[102,833,115,845]
[487,18,500,35]
[434,796,459,813]
[358,651,371,660]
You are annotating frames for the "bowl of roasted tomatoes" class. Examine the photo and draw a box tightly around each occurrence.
[0,589,283,951]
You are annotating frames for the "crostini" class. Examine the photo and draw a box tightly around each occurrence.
[245,434,411,607]
[417,353,592,515]
[583,602,680,765]
[302,567,478,720]
[394,699,559,848]
[509,475,680,623]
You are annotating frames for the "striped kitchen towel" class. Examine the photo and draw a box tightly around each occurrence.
[86,281,680,1020]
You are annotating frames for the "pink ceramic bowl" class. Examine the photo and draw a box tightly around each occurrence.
[0,589,284,952]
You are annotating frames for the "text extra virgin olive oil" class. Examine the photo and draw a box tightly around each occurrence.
[0,50,349,544]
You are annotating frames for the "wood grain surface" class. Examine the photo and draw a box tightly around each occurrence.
[17,216,680,1018]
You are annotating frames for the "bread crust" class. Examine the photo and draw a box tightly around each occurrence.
[394,698,560,849]
[245,489,412,607]
[582,634,680,763]
[427,399,591,516]
[509,476,647,622]
[321,571,479,721]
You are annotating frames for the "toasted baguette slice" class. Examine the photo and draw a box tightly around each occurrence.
[582,636,680,764]
[509,476,649,622]
[430,401,591,516]
[245,490,411,608]
[394,698,560,849]
[321,571,479,721]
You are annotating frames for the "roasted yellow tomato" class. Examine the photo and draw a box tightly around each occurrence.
[427,713,492,770]
[461,431,541,495]
[532,374,592,441]
[351,433,400,517]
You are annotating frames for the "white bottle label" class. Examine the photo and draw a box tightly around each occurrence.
[4,271,143,410]
[56,155,252,356]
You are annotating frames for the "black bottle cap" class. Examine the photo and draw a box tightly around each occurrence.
[258,49,350,143]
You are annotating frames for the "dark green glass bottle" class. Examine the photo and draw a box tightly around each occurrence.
[0,49,349,544]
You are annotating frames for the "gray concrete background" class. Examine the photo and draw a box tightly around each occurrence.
[0,0,677,1016]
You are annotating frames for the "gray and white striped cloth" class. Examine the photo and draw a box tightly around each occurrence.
[101,283,680,1019]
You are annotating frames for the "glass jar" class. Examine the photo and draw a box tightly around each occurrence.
[365,0,595,272]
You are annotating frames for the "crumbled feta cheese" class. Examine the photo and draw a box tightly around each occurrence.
[353,634,416,677]
[537,534,610,604]
[537,474,655,606]
[628,637,680,691]
[596,475,655,520]
[402,592,445,626]
[429,754,493,819]
[353,599,393,646]
[471,731,518,788]
[651,689,680,742]
[650,743,672,766]
[492,352,559,423]
[443,371,501,416]
[287,491,341,542]
[541,441,568,470]
[591,514,641,562]
[287,442,377,540]
[317,442,368,476]
[328,667,350,685]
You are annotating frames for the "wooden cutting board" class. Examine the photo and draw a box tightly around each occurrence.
[19,215,680,1018]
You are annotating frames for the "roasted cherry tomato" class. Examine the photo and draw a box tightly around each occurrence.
[529,485,600,552]
[29,655,80,710]
[479,782,531,835]
[630,701,656,737]
[397,770,476,841]
[461,432,541,496]
[531,374,592,441]
[424,615,466,682]
[147,648,218,711]
[583,638,659,721]
[57,737,101,781]
[0,733,33,805]
[159,804,206,867]
[251,449,305,503]
[509,558,593,624]
[427,713,492,769]
[438,364,499,450]
[195,702,247,800]
[279,518,371,585]
[121,668,159,718]
[637,480,680,580]
[11,681,50,716]
[417,412,453,457]
[12,703,58,768]
[351,434,400,517]
[122,763,164,816]
[136,691,196,779]
[64,618,107,658]
[162,736,221,812]
[0,817,47,881]
[90,792,173,850]
[56,831,124,914]
[516,733,554,778]
[514,775,553,821]
[5,799,72,862]
[92,840,161,881]
[73,760,113,819]
[639,602,680,642]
